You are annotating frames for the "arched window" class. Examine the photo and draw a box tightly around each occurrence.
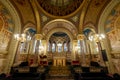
[64,43,68,52]
[47,42,50,51]
[57,42,62,53]
[52,43,56,52]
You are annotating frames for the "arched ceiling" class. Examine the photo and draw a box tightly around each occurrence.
[8,0,112,32]
[42,19,78,39]
[49,32,70,43]
[37,0,84,17]
[53,32,67,37]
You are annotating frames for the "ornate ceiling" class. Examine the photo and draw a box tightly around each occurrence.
[9,0,111,31]
[49,32,70,43]
[37,0,83,16]
[53,32,67,37]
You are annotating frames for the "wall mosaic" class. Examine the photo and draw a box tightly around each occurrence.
[105,3,120,53]
[0,2,14,52]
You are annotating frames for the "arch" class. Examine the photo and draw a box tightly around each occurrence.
[0,0,21,33]
[46,27,74,42]
[23,22,36,32]
[83,23,96,39]
[84,23,97,33]
[46,27,74,55]
[0,0,21,73]
[97,0,120,74]
[23,23,36,37]
[42,19,78,39]
[98,0,120,33]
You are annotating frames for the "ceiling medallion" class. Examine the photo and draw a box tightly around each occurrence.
[37,0,84,18]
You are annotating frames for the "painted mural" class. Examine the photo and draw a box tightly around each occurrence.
[105,3,120,53]
[0,2,14,52]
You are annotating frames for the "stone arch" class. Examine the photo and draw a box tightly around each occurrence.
[98,0,120,33]
[42,19,77,57]
[84,23,97,33]
[83,23,96,39]
[46,27,73,43]
[0,0,21,33]
[0,0,21,73]
[42,19,78,39]
[97,0,120,74]
[23,22,36,32]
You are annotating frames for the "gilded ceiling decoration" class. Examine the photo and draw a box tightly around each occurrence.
[11,0,35,25]
[37,0,83,16]
[42,21,78,38]
[49,32,70,43]
[84,0,110,26]
[14,0,27,6]
[71,14,79,22]
[53,32,67,37]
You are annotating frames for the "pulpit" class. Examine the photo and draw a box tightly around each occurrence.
[53,57,66,66]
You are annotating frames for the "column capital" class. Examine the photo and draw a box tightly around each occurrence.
[35,34,43,40]
[77,34,84,40]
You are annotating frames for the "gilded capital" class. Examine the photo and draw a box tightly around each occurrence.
[77,34,84,40]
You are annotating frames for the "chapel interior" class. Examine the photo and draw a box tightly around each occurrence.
[0,0,120,80]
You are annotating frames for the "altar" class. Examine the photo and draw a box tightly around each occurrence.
[53,57,66,66]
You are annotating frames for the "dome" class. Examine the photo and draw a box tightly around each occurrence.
[37,0,84,16]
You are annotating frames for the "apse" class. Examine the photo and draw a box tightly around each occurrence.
[48,32,70,53]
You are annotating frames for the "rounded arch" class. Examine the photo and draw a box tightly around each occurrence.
[23,23,36,33]
[46,27,74,54]
[44,19,76,26]
[98,0,120,33]
[0,0,21,73]
[97,0,120,74]
[23,22,36,32]
[46,27,74,42]
[83,23,97,39]
[84,23,97,33]
[42,19,78,39]
[0,0,21,33]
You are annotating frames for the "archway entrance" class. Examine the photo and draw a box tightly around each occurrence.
[48,32,71,53]
[42,19,78,64]
[47,32,71,66]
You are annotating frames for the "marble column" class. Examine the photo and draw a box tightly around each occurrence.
[87,40,92,59]
[80,40,86,66]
